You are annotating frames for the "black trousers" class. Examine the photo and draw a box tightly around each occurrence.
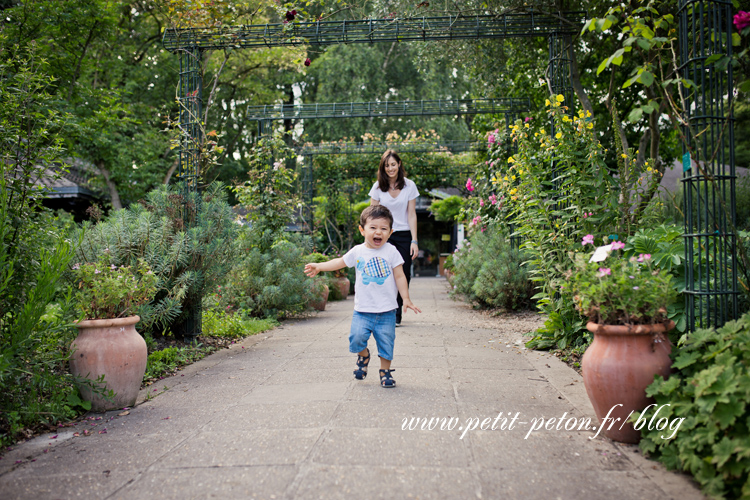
[389,230,412,322]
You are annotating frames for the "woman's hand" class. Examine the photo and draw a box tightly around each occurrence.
[410,242,418,260]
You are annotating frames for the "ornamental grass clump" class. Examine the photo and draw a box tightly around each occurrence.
[73,258,158,320]
[570,236,677,325]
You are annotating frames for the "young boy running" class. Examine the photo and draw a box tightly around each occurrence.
[304,205,421,388]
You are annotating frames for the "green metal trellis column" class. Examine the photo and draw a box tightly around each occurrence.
[679,0,739,330]
[178,46,203,341]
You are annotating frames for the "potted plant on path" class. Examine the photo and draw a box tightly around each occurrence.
[569,236,677,443]
[70,257,157,411]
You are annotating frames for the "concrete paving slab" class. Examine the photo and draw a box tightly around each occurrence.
[0,470,134,500]
[120,466,299,500]
[291,465,478,500]
[238,382,350,404]
[209,402,339,430]
[310,428,471,467]
[478,469,662,500]
[330,400,459,429]
[159,429,322,468]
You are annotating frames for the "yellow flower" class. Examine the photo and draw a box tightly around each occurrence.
[503,176,509,181]
[524,123,530,128]
[647,167,653,172]
[621,153,627,159]
[556,94,564,102]
[508,156,515,163]
[587,123,593,129]
[545,99,551,106]
[511,175,516,181]
[555,132,562,139]
[586,110,592,117]
[578,110,585,118]
[534,132,539,137]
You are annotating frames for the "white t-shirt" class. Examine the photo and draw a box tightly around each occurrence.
[343,243,404,313]
[368,178,420,231]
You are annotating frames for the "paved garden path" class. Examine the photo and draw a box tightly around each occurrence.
[1,277,704,499]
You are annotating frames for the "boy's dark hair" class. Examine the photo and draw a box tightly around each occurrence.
[360,205,393,229]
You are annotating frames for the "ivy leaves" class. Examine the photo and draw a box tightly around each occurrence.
[637,313,750,499]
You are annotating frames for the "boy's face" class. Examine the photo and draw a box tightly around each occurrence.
[359,217,393,249]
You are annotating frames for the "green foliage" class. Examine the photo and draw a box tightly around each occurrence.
[569,243,676,325]
[144,345,211,382]
[450,230,535,311]
[75,182,238,336]
[430,196,465,222]
[219,230,315,319]
[234,133,299,247]
[202,309,278,339]
[636,312,750,500]
[73,259,157,320]
[0,39,84,447]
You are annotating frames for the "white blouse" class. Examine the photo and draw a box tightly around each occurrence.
[368,178,420,232]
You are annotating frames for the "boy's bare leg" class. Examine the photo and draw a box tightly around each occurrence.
[380,357,391,371]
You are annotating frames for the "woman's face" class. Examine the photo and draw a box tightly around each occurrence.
[385,157,400,181]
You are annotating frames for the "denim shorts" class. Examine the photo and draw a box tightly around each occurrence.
[349,309,397,361]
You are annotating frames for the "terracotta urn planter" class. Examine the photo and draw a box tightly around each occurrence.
[70,315,148,411]
[582,321,674,443]
[308,283,329,311]
[333,276,350,299]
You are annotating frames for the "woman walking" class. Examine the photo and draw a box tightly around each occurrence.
[369,150,419,326]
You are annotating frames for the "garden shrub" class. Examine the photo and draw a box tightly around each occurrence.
[450,230,535,311]
[202,309,278,339]
[0,42,84,446]
[430,195,464,222]
[636,311,750,500]
[75,182,238,336]
[144,345,210,382]
[469,97,666,350]
[218,230,315,319]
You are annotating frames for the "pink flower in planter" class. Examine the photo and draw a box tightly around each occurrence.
[488,133,496,145]
[597,267,611,277]
[582,234,595,246]
[479,198,485,207]
[489,194,497,205]
[611,241,625,250]
[734,11,750,31]
[637,253,652,262]
[466,178,474,192]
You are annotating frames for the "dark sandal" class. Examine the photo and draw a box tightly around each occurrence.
[353,348,370,380]
[379,369,396,388]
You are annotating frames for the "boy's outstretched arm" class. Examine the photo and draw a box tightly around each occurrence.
[304,257,346,277]
[392,265,421,314]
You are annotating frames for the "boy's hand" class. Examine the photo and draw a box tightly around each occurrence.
[403,299,421,314]
[304,263,320,277]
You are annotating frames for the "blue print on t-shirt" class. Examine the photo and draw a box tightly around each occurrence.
[356,256,391,285]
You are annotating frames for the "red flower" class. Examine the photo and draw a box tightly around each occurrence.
[735,11,750,31]
[304,57,311,66]
[285,10,296,22]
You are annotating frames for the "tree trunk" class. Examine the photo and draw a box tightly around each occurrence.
[97,163,122,210]
[163,158,179,185]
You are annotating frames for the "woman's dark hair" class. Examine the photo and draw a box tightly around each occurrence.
[377,149,405,192]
